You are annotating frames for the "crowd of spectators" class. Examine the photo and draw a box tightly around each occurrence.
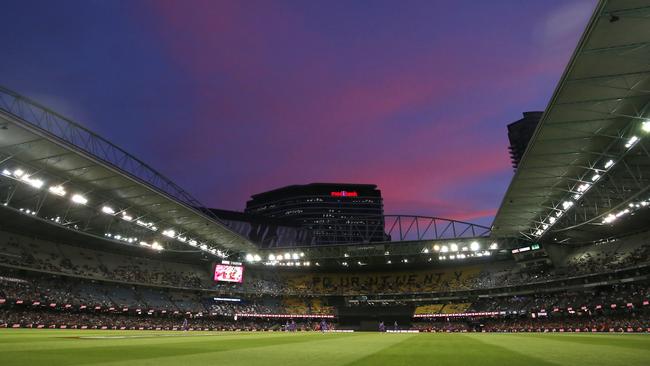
[413,313,650,333]
[0,235,293,295]
[0,268,334,316]
[1,231,650,300]
[564,243,650,275]
[0,309,331,331]
[409,281,650,317]
[467,242,650,290]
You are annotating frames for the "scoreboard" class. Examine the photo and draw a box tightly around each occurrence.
[213,261,244,283]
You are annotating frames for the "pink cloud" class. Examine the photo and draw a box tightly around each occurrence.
[135,0,589,224]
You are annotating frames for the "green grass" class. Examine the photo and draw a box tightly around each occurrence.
[1,329,649,366]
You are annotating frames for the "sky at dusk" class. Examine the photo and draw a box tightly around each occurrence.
[0,0,596,227]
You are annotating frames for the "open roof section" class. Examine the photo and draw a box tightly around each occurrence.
[492,0,650,242]
[0,86,258,255]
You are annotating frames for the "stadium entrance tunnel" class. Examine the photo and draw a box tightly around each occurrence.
[337,304,414,331]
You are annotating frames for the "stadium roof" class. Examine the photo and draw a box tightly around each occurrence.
[0,86,258,256]
[492,0,650,243]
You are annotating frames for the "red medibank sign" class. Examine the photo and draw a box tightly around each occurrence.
[330,191,358,197]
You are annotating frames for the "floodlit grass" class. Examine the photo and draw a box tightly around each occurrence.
[1,329,649,366]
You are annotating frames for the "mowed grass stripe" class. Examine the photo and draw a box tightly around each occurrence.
[465,333,650,366]
[1,331,359,366]
[523,333,650,351]
[345,333,558,366]
[0,329,297,350]
[88,332,417,366]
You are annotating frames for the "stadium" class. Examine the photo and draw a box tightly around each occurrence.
[1,0,650,365]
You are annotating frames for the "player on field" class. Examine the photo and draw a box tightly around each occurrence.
[320,319,328,332]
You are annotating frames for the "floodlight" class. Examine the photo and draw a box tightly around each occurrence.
[71,194,88,205]
[101,206,115,215]
[603,214,616,224]
[470,241,480,251]
[450,243,458,252]
[24,176,43,189]
[604,160,614,169]
[48,185,66,197]
[625,136,639,149]
[642,120,650,133]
